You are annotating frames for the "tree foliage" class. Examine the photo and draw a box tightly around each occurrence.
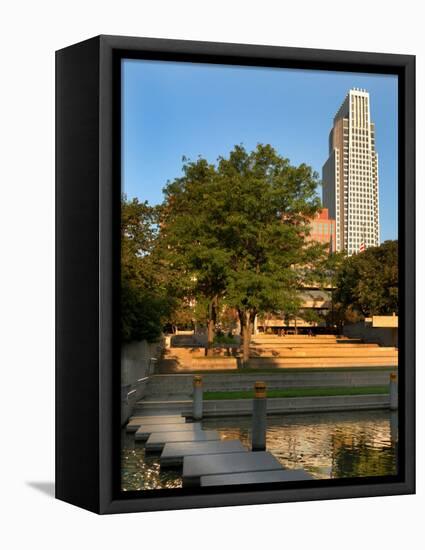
[333,240,398,318]
[121,196,175,343]
[160,158,230,352]
[161,144,327,360]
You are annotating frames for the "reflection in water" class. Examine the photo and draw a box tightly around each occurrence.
[121,431,182,491]
[121,409,398,490]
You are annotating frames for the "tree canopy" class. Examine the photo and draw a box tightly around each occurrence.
[333,240,398,318]
[121,147,398,353]
[121,197,176,343]
[160,144,327,360]
[121,148,398,352]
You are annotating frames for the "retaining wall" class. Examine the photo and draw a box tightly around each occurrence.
[343,322,398,348]
[198,394,390,417]
[121,338,164,424]
[144,369,395,398]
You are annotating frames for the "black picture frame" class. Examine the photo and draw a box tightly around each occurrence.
[56,34,415,514]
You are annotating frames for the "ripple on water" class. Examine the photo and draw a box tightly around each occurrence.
[121,434,182,491]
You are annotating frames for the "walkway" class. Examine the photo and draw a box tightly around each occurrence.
[126,414,312,488]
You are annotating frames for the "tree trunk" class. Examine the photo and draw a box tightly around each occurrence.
[242,323,250,364]
[205,296,218,356]
[206,317,214,356]
[239,310,253,365]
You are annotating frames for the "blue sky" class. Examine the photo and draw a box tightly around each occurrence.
[122,59,398,241]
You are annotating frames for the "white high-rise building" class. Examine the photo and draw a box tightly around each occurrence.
[322,88,380,255]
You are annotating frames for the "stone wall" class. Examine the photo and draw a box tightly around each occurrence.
[343,322,398,348]
[121,338,164,425]
[134,393,392,417]
[201,393,391,417]
[143,369,394,398]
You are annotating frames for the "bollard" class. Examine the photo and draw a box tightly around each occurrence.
[193,375,203,420]
[252,381,267,451]
[389,372,398,410]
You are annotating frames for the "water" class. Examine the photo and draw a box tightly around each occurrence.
[121,409,398,491]
[121,432,182,491]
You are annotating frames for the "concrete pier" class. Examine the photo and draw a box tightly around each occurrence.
[145,430,221,453]
[126,415,185,432]
[200,469,314,486]
[135,422,201,441]
[160,440,247,467]
[182,451,283,487]
[158,334,398,372]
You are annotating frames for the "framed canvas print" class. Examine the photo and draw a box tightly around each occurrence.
[56,35,415,514]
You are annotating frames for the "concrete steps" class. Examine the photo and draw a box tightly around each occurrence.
[164,347,237,356]
[200,469,313,486]
[182,451,284,487]
[250,347,397,358]
[126,415,185,432]
[165,344,382,355]
[125,415,311,488]
[251,336,345,343]
[250,342,377,348]
[176,358,237,369]
[146,430,221,452]
[158,350,237,372]
[247,357,397,368]
[160,440,247,468]
[157,335,398,373]
[135,421,202,441]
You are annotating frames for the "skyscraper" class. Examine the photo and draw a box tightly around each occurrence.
[322,88,380,255]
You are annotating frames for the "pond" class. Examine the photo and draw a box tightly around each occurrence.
[121,409,398,491]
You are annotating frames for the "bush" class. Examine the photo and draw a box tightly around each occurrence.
[213,333,236,345]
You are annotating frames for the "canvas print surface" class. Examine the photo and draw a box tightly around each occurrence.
[120,59,399,492]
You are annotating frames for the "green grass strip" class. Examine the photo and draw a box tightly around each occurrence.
[203,386,389,400]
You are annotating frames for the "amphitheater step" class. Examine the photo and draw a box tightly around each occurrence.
[250,341,374,347]
[249,347,397,358]
[250,339,365,346]
[246,358,397,368]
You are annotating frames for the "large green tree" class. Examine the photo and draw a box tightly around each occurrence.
[215,145,326,361]
[333,240,398,318]
[161,144,327,362]
[161,159,230,354]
